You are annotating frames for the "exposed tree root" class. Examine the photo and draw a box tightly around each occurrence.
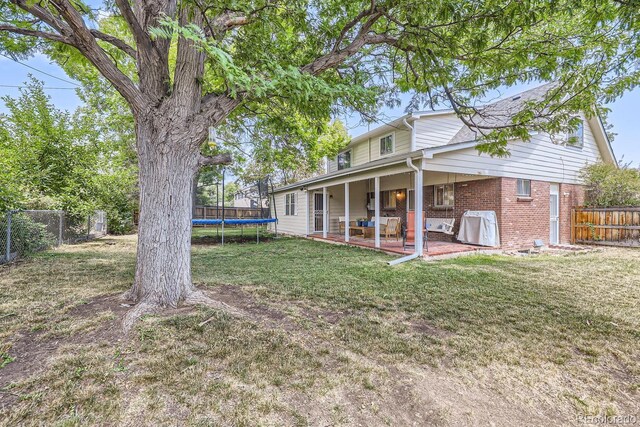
[184,289,246,318]
[121,288,244,333]
[119,290,136,302]
[122,302,162,334]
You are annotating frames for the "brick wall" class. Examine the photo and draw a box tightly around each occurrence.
[499,178,550,249]
[421,177,585,249]
[559,183,585,244]
[423,178,502,242]
[366,189,408,226]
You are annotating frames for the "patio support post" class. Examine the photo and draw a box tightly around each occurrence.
[322,187,328,239]
[344,182,350,242]
[415,167,424,256]
[374,176,380,248]
[305,190,310,236]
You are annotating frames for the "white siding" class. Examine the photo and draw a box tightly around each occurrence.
[353,139,370,166]
[328,127,412,173]
[414,114,464,149]
[423,115,602,184]
[271,190,308,235]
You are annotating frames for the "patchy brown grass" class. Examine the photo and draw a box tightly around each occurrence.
[0,235,638,426]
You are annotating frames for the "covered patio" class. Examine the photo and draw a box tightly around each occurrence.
[311,233,484,257]
[295,153,501,261]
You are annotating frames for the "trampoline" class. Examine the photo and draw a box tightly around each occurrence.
[192,218,277,244]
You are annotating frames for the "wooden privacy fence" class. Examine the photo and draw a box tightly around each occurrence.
[133,206,271,225]
[571,207,640,247]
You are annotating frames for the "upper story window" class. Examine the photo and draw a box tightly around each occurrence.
[380,133,394,156]
[567,118,584,148]
[337,150,351,170]
[285,193,296,215]
[516,179,531,197]
[434,184,454,208]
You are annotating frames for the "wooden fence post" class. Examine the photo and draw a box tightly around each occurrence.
[570,208,575,244]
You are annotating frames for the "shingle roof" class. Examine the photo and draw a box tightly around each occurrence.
[448,82,558,144]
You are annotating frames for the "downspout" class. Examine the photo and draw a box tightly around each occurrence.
[388,156,423,266]
[403,117,416,152]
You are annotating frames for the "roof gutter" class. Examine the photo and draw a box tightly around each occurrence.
[388,157,424,266]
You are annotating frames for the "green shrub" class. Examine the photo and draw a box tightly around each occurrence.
[0,213,57,259]
[580,163,640,207]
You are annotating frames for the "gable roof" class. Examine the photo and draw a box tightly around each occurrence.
[448,82,558,145]
[446,83,616,164]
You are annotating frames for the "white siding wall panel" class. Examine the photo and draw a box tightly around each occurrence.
[330,128,412,172]
[414,114,464,148]
[424,119,602,184]
[353,140,370,166]
[327,158,337,173]
[272,191,308,235]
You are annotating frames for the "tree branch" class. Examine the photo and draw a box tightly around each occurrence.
[171,5,205,111]
[90,29,136,58]
[45,0,145,112]
[301,11,384,76]
[0,24,71,44]
[198,153,232,167]
[113,0,149,51]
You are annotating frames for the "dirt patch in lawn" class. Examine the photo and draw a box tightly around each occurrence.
[204,283,294,327]
[0,294,129,408]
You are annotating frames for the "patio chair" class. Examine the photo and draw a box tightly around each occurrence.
[381,217,401,241]
[403,211,428,251]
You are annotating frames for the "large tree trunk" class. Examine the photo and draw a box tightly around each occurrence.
[126,116,200,307]
[121,114,240,331]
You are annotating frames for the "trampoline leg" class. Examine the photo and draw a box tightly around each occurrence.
[221,222,224,246]
[257,225,259,244]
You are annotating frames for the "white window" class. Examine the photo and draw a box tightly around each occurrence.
[434,184,454,208]
[379,133,394,155]
[382,190,397,209]
[567,118,584,148]
[516,179,531,197]
[285,193,296,215]
[337,150,351,170]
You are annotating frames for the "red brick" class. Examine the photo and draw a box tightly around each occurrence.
[422,178,585,249]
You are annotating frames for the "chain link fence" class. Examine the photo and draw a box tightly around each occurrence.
[0,210,107,264]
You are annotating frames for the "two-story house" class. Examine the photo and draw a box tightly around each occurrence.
[269,85,616,255]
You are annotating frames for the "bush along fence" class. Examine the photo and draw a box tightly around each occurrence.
[571,207,640,247]
[0,210,107,264]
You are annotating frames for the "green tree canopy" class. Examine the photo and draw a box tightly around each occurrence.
[581,163,640,208]
[0,77,137,233]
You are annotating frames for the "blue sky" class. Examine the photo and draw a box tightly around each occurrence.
[1,54,639,166]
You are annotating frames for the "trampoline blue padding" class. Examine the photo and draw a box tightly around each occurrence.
[192,218,277,226]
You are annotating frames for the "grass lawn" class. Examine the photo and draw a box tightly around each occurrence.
[0,235,638,426]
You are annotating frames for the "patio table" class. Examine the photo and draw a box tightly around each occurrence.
[350,225,375,239]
